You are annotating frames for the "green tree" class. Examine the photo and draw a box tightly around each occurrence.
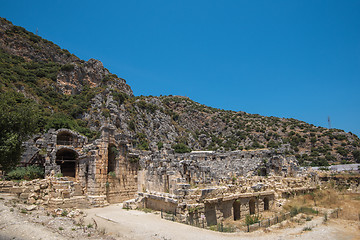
[0,92,40,172]
[172,143,191,153]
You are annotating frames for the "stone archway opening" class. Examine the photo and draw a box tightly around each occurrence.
[233,200,241,220]
[57,131,74,145]
[56,148,78,177]
[249,198,256,215]
[108,144,117,173]
[264,197,269,211]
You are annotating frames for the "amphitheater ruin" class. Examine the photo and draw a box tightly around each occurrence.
[2,124,354,228]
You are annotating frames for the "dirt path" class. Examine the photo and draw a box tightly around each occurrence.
[0,194,66,240]
[0,193,359,240]
[83,204,360,240]
[0,194,107,240]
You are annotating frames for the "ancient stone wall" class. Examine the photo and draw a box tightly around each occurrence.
[137,149,298,195]
[84,125,138,203]
[0,177,92,208]
[18,125,138,205]
[318,174,360,192]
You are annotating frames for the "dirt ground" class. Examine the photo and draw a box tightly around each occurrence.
[0,193,359,240]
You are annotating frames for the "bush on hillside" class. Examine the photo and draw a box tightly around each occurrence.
[172,143,191,153]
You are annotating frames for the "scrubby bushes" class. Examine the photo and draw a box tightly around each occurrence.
[7,166,44,180]
[172,143,191,153]
[244,214,260,225]
[353,150,360,163]
[289,206,318,217]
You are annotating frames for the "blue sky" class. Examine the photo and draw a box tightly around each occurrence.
[1,0,360,136]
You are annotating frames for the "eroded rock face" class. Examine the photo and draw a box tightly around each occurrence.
[0,18,134,97]
[56,59,107,94]
[0,18,79,64]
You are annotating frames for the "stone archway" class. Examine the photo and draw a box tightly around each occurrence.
[108,144,118,173]
[56,148,78,177]
[249,198,256,215]
[233,200,241,220]
[264,197,269,211]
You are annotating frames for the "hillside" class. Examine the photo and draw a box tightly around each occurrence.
[1,17,359,167]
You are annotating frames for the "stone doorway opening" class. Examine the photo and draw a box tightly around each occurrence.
[56,148,78,178]
[233,200,241,220]
[108,144,117,173]
[264,197,269,211]
[249,198,256,215]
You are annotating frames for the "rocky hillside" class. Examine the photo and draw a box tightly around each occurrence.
[1,17,359,166]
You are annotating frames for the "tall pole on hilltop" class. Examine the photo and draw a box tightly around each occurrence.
[328,116,331,129]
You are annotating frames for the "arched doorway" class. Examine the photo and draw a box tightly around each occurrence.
[56,149,78,177]
[233,200,241,220]
[264,197,269,211]
[57,132,74,145]
[108,144,118,173]
[249,198,256,215]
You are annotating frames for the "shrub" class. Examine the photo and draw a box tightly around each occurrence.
[55,173,63,178]
[267,140,279,149]
[60,64,74,72]
[102,108,111,118]
[245,214,260,225]
[299,206,318,215]
[138,141,149,151]
[61,210,68,217]
[157,141,164,150]
[290,206,298,217]
[7,166,44,180]
[128,120,136,131]
[290,206,318,217]
[336,147,349,157]
[112,91,128,105]
[352,150,360,163]
[108,171,116,178]
[172,143,191,153]
[129,155,140,164]
[334,135,347,141]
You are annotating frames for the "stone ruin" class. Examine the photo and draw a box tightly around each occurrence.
[0,124,319,226]
[17,124,138,206]
[127,149,316,226]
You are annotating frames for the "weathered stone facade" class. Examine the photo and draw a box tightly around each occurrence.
[123,148,314,226]
[126,174,316,227]
[20,125,138,207]
[136,149,299,195]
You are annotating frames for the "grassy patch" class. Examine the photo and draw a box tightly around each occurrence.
[137,208,153,213]
[20,208,28,214]
[245,214,261,225]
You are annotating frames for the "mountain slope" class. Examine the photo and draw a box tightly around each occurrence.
[1,17,359,167]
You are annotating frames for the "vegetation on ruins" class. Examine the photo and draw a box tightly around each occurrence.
[172,143,192,153]
[244,214,261,225]
[6,166,44,180]
[108,171,116,178]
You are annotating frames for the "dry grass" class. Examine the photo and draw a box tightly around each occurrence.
[283,189,360,221]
